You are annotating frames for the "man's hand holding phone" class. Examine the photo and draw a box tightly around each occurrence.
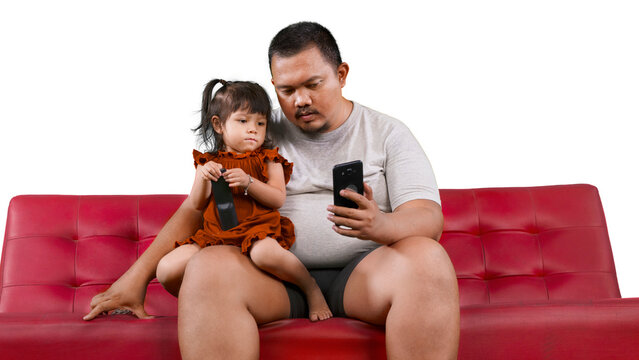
[328,181,394,243]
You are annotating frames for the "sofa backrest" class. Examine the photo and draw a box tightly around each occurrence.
[0,195,183,315]
[440,184,620,306]
[0,184,620,315]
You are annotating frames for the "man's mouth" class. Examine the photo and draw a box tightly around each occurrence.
[297,112,317,121]
[296,108,319,121]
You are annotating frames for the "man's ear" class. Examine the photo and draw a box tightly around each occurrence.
[337,62,349,88]
[211,115,223,134]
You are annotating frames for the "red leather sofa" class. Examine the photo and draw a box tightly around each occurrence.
[1,184,638,359]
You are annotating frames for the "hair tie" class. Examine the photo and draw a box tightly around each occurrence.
[220,79,228,86]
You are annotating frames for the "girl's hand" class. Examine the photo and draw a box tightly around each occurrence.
[223,168,250,188]
[196,162,224,182]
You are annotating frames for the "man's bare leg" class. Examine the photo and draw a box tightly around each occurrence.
[343,236,460,360]
[250,237,332,321]
[178,245,290,360]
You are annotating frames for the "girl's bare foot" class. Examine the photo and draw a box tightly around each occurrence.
[306,281,333,321]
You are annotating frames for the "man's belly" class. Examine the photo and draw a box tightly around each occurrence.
[280,192,381,269]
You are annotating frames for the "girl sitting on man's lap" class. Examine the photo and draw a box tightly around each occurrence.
[156,79,332,321]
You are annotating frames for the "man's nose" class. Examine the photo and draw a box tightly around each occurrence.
[294,89,311,108]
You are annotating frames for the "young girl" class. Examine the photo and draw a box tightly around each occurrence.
[156,79,332,321]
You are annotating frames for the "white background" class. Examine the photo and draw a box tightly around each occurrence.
[1,1,638,295]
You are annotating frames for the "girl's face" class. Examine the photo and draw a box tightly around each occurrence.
[214,109,267,153]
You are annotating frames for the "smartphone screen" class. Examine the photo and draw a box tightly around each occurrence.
[332,160,363,208]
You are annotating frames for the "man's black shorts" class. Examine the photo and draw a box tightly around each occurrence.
[284,249,374,318]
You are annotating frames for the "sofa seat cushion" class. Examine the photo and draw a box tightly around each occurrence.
[0,314,385,360]
[459,298,639,360]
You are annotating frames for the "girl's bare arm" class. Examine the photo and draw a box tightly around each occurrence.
[224,161,286,209]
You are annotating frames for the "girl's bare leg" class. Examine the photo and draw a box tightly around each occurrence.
[156,244,201,297]
[250,237,332,321]
[178,245,290,360]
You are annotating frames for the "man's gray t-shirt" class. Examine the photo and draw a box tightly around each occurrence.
[269,101,440,269]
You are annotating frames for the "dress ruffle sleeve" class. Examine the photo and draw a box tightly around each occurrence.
[260,147,294,184]
[193,149,215,168]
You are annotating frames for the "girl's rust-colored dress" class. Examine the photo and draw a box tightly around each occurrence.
[175,147,295,254]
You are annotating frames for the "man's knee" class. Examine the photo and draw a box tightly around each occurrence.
[392,236,456,282]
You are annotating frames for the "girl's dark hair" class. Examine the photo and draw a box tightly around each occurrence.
[194,79,273,153]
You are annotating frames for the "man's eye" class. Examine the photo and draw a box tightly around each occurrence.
[308,83,319,89]
[281,89,294,95]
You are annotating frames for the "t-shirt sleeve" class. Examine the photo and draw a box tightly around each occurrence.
[260,147,294,184]
[384,122,440,210]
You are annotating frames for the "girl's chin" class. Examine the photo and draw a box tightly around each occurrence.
[232,145,260,153]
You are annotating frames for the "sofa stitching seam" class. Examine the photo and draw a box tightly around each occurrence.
[73,196,79,312]
[471,189,490,304]
[442,224,605,236]
[2,281,165,288]
[529,188,548,301]
[137,197,140,258]
[455,270,616,281]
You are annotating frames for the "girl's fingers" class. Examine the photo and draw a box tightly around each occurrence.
[207,167,221,180]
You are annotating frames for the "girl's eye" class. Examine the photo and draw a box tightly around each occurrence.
[258,122,265,126]
[239,119,247,123]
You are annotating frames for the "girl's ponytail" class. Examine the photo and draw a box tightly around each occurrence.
[194,79,229,152]
[201,79,226,125]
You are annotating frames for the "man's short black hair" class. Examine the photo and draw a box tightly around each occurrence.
[268,21,342,71]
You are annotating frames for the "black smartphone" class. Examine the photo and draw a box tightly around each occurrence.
[211,168,239,230]
[333,160,364,208]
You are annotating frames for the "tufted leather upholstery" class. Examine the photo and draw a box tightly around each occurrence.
[0,195,182,316]
[1,184,638,359]
[440,184,620,306]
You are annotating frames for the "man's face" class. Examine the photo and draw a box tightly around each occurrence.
[271,46,347,133]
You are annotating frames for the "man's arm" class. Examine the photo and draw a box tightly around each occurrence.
[83,199,203,320]
[327,183,443,245]
[381,198,443,242]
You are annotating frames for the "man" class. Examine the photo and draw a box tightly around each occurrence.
[84,22,460,359]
